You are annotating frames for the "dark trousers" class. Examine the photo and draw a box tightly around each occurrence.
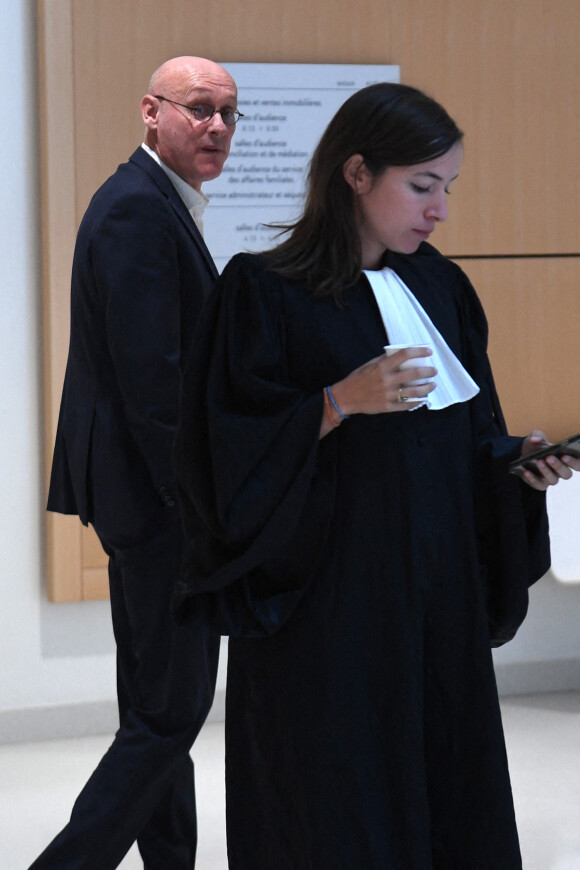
[29,519,220,870]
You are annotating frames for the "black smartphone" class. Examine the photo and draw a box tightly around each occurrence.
[509,433,580,479]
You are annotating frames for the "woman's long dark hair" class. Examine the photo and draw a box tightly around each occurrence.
[264,83,463,301]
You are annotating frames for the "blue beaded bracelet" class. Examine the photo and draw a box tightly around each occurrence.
[325,386,350,420]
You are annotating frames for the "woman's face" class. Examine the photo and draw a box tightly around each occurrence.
[348,141,463,269]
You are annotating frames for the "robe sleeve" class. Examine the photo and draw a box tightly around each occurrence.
[455,262,551,646]
[173,254,337,636]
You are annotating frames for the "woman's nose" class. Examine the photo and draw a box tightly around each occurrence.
[426,192,448,222]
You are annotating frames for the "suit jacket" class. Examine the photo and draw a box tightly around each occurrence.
[48,147,218,544]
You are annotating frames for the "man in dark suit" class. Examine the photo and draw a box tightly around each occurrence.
[30,56,239,870]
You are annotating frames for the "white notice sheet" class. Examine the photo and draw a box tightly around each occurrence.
[203,63,400,271]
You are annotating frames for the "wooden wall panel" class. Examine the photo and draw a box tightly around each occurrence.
[38,0,580,599]
[65,0,580,256]
[456,257,580,441]
[37,0,87,601]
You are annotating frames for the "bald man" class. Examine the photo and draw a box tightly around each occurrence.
[32,57,240,870]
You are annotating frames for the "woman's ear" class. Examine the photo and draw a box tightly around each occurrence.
[343,154,372,194]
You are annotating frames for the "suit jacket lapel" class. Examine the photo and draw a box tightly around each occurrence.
[128,147,219,279]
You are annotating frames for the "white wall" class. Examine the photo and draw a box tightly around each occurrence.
[493,478,580,694]
[0,0,118,742]
[0,0,578,744]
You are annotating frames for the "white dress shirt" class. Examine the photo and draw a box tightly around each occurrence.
[141,142,209,235]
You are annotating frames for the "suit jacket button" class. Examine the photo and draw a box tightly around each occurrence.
[159,486,175,508]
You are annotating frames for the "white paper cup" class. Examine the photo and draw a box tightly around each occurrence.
[384,343,433,385]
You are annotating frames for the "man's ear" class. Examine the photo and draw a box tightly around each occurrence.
[141,94,159,130]
[342,154,372,194]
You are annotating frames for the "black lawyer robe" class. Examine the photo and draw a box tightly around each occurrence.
[174,244,550,869]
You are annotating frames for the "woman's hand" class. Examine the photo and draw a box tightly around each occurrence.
[320,347,437,437]
[332,346,437,415]
[518,430,580,491]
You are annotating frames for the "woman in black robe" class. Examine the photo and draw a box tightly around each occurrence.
[174,84,579,868]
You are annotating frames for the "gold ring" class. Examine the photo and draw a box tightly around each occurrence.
[398,388,409,403]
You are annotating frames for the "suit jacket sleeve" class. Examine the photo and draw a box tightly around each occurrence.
[90,187,184,496]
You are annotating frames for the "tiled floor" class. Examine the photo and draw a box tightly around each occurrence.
[2,691,580,869]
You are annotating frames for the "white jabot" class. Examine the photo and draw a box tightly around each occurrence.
[364,267,480,411]
[141,143,209,235]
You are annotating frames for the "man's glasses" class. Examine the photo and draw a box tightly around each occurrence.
[154,95,243,127]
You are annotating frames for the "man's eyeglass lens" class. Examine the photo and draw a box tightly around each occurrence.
[155,96,243,126]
